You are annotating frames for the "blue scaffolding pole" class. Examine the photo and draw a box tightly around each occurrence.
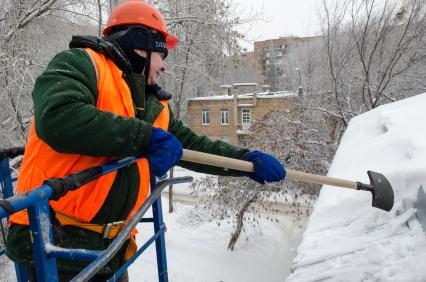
[0,148,28,282]
[151,176,169,281]
[0,148,192,282]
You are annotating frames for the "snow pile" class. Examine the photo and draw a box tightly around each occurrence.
[287,94,426,281]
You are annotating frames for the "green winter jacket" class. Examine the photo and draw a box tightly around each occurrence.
[6,47,248,275]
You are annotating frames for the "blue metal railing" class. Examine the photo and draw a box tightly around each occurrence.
[0,157,17,256]
[0,148,192,282]
[0,148,28,282]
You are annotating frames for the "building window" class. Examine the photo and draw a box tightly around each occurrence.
[242,108,251,130]
[221,109,229,125]
[221,136,229,142]
[202,108,210,125]
[266,52,270,58]
[266,59,269,65]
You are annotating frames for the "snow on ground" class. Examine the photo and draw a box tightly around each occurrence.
[0,255,16,282]
[287,93,426,282]
[128,167,310,281]
[129,200,306,282]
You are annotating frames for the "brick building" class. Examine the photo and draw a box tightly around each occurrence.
[187,84,296,145]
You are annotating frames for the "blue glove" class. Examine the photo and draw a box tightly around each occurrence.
[145,127,183,177]
[242,151,286,184]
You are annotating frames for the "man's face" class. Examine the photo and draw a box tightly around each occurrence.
[134,49,165,85]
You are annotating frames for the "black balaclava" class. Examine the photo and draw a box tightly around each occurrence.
[106,25,168,77]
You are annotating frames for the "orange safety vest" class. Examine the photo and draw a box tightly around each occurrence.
[10,48,169,225]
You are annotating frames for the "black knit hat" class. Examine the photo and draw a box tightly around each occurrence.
[108,25,168,58]
[107,25,168,74]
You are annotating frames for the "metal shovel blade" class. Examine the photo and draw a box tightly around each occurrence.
[367,171,394,211]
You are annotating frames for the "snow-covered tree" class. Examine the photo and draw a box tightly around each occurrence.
[0,0,98,148]
[319,0,426,133]
[190,95,335,250]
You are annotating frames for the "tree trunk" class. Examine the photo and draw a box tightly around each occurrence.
[97,0,103,37]
[227,192,260,251]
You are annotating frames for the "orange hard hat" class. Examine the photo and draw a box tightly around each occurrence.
[103,1,178,49]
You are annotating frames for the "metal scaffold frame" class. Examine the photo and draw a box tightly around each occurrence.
[0,147,192,282]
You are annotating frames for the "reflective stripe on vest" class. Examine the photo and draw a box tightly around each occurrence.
[10,48,169,225]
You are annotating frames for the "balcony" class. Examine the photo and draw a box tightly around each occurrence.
[236,123,251,135]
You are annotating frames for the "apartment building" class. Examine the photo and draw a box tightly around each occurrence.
[187,84,296,145]
[254,36,321,92]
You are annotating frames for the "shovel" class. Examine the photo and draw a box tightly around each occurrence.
[181,149,394,212]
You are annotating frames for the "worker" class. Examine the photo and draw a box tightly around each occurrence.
[6,1,285,281]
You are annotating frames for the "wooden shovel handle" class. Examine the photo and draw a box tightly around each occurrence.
[182,149,358,190]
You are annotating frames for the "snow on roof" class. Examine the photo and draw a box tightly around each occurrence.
[288,93,426,281]
[188,91,296,101]
[233,82,258,87]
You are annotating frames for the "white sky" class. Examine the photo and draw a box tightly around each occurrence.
[233,0,323,51]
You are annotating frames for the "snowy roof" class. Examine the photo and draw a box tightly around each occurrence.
[188,91,296,101]
[288,93,426,281]
[233,82,258,87]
